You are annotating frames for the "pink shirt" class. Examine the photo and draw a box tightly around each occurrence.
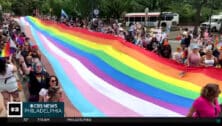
[188,53,201,67]
[192,96,221,118]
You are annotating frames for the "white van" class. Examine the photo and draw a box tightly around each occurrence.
[200,14,222,32]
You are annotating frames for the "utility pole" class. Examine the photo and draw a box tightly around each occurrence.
[0,5,2,23]
[145,7,149,28]
[209,0,214,33]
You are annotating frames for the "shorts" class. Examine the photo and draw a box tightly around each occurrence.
[0,77,18,93]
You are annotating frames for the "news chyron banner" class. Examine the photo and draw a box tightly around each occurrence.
[7,102,64,118]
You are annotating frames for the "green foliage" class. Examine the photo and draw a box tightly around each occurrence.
[1,0,222,25]
[48,0,63,17]
[0,0,12,12]
[74,0,98,18]
[99,0,133,19]
[169,3,195,23]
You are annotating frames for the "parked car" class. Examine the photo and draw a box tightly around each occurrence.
[200,14,222,32]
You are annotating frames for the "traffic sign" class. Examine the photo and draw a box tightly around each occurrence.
[93,9,99,15]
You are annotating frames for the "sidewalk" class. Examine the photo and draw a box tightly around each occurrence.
[1,19,81,117]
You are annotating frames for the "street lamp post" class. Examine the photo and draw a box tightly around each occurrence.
[209,0,214,32]
[145,7,149,27]
[50,8,52,19]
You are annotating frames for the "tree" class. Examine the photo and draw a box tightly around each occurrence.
[10,0,47,16]
[74,0,99,19]
[135,0,172,27]
[168,2,195,24]
[99,0,133,19]
[0,0,12,12]
[155,0,172,27]
[189,0,208,36]
[11,0,25,16]
[131,0,156,12]
[48,0,63,18]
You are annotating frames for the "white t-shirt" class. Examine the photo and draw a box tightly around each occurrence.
[39,88,48,102]
[172,52,183,63]
[0,64,17,92]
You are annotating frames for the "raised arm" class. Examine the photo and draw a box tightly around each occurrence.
[19,56,31,75]
[186,106,196,117]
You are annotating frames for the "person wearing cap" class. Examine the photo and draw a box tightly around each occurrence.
[187,44,201,67]
[29,45,41,62]
[180,31,187,49]
[181,29,191,46]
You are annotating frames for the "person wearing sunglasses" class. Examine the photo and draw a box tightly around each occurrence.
[21,60,49,102]
[39,75,63,102]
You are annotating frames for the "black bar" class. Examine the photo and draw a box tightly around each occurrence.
[1,117,221,124]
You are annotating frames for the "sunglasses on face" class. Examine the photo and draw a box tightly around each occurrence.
[51,79,57,83]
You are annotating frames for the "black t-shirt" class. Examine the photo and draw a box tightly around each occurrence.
[28,71,49,96]
[213,49,220,58]
[160,45,172,58]
[21,50,29,59]
[184,35,191,47]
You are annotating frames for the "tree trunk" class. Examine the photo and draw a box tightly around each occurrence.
[0,11,2,22]
[193,0,208,37]
[193,6,201,37]
[157,11,162,28]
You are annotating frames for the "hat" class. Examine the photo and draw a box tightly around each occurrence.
[176,47,181,51]
[191,44,199,49]
[206,45,212,50]
[182,31,188,36]
[119,27,124,31]
[32,45,38,49]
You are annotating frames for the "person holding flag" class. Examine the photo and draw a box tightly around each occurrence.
[0,43,20,112]
[0,39,17,58]
[61,9,69,21]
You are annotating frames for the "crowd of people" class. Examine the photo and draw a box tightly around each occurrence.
[41,15,222,68]
[0,14,63,115]
[175,29,222,68]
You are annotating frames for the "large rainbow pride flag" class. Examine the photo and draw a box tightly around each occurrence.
[19,16,222,117]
